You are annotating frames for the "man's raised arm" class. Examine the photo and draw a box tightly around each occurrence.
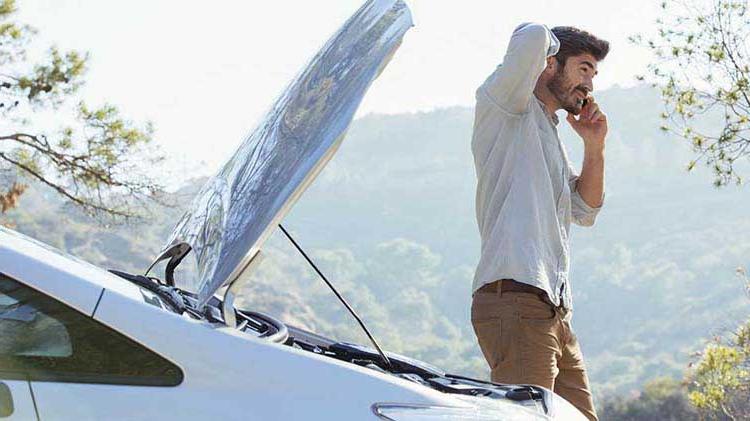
[480,23,560,114]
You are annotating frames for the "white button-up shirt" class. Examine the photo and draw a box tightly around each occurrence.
[471,23,602,309]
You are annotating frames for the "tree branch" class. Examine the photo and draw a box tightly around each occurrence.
[0,151,134,218]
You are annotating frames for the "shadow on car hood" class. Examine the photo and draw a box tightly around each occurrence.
[150,0,413,307]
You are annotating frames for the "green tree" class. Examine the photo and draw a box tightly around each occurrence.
[687,270,750,420]
[634,0,750,186]
[0,0,163,219]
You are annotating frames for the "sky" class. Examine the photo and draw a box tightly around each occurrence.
[16,0,660,175]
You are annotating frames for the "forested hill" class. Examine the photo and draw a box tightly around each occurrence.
[5,84,750,399]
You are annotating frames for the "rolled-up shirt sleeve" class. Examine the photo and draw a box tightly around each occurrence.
[569,173,603,227]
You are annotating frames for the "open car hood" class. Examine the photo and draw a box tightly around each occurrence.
[151,0,412,307]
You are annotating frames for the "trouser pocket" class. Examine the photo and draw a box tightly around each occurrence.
[513,293,556,321]
[471,318,504,370]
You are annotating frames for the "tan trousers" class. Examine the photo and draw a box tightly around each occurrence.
[471,287,598,421]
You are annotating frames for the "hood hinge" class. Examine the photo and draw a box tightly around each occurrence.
[222,251,264,328]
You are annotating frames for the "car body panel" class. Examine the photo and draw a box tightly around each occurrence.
[0,229,473,419]
[23,267,473,420]
[0,226,107,315]
[0,220,468,418]
[156,0,413,307]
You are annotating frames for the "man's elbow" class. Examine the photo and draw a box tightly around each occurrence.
[510,23,552,54]
[571,190,603,227]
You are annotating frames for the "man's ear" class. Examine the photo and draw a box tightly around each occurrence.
[543,56,558,75]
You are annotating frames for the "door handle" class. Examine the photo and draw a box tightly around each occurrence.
[0,382,13,417]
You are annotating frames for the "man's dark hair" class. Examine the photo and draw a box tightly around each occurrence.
[551,26,609,67]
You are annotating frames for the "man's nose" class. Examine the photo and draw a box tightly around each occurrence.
[582,76,594,92]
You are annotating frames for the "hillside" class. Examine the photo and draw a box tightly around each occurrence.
[5,84,750,399]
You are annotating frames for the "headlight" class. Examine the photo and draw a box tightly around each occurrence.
[371,403,550,420]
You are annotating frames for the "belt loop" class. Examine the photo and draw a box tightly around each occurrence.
[496,280,503,298]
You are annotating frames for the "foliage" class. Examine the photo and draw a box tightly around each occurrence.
[0,0,163,219]
[0,182,23,213]
[687,271,750,420]
[633,0,750,186]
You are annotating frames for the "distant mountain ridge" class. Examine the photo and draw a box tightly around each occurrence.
[5,84,750,399]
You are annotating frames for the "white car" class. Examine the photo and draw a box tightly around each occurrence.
[0,1,587,420]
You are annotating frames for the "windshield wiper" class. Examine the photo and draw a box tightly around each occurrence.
[109,270,186,313]
[278,224,392,370]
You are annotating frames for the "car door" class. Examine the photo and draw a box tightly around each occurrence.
[0,273,183,420]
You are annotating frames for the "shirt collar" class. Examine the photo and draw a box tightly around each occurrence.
[535,96,559,126]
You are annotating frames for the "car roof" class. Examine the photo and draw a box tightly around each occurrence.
[0,226,147,315]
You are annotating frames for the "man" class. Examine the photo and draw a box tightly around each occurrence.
[470,23,609,421]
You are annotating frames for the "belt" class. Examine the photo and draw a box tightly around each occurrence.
[478,279,556,307]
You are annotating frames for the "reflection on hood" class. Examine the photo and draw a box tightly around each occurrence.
[157,0,413,307]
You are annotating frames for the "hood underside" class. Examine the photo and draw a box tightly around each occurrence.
[152,0,413,307]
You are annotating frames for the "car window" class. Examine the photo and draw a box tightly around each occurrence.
[0,274,183,386]
[0,281,72,358]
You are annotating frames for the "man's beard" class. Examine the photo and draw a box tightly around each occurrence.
[547,68,586,115]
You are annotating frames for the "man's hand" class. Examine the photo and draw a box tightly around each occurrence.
[567,96,606,209]
[566,96,607,150]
